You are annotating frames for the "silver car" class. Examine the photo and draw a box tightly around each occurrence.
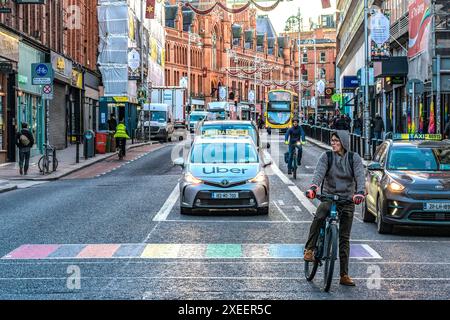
[174,135,271,215]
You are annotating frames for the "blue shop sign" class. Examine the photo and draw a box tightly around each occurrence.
[343,76,359,88]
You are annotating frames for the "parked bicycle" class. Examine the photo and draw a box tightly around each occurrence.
[304,193,353,292]
[38,143,58,174]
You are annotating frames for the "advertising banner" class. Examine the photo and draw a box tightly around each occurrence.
[371,11,391,61]
[408,0,432,58]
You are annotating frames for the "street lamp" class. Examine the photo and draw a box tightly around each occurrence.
[285,8,302,119]
[188,26,202,108]
[363,0,371,160]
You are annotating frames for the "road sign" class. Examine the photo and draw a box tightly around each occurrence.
[248,90,255,103]
[42,84,53,100]
[32,63,53,85]
[370,12,390,46]
[331,93,341,102]
[219,86,227,101]
[128,49,140,71]
[407,79,424,95]
[316,80,325,95]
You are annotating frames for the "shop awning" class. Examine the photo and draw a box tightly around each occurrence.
[374,56,408,78]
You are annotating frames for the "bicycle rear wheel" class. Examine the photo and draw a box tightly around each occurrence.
[38,156,49,174]
[304,253,319,281]
[323,224,338,292]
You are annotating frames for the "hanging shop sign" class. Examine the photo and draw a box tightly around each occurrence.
[371,11,391,61]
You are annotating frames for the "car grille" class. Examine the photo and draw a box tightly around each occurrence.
[409,212,450,221]
[407,192,450,200]
[194,190,256,208]
[150,126,160,133]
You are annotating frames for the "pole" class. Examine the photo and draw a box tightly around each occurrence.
[188,28,191,108]
[393,86,396,134]
[363,0,371,160]
[297,7,302,120]
[314,36,317,125]
[412,81,415,133]
[437,54,441,134]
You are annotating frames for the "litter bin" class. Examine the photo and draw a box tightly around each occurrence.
[105,133,111,153]
[83,130,95,158]
[96,131,108,154]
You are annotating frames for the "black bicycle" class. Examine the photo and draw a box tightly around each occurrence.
[289,141,303,179]
[38,143,58,174]
[304,193,353,292]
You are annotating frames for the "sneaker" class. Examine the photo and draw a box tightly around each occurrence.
[340,274,356,286]
[288,169,292,175]
[19,168,23,175]
[303,249,315,262]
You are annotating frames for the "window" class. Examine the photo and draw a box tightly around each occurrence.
[212,33,217,70]
[302,52,308,63]
[319,68,326,79]
[302,70,308,81]
[320,52,326,63]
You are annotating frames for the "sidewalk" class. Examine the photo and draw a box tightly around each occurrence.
[0,140,157,192]
[305,136,370,166]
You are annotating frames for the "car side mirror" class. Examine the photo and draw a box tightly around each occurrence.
[173,157,185,168]
[367,162,383,171]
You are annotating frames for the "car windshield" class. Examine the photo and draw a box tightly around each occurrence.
[387,147,450,171]
[190,142,259,164]
[150,111,166,122]
[200,124,257,145]
[190,114,206,121]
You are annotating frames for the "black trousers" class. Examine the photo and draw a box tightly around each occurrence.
[305,201,355,276]
[19,149,31,173]
[116,138,126,156]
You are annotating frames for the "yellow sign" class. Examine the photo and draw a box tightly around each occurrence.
[113,96,129,103]
[56,57,65,71]
[72,70,83,89]
[129,12,135,41]
[151,39,157,62]
[393,133,442,141]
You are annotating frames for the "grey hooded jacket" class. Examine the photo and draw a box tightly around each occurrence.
[311,130,366,200]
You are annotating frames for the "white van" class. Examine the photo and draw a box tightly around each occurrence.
[143,103,174,142]
[188,110,208,133]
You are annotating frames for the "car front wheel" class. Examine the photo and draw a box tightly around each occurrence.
[377,197,393,234]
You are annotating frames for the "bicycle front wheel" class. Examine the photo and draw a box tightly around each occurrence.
[323,224,338,292]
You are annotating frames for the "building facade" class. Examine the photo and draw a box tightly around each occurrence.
[164,1,296,117]
[0,0,99,163]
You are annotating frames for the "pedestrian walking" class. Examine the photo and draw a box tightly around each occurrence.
[334,115,349,130]
[108,113,118,132]
[353,114,362,135]
[444,121,450,139]
[15,122,35,176]
[372,114,384,140]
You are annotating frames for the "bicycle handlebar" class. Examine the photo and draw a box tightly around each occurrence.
[316,194,353,205]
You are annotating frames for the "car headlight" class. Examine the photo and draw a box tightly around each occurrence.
[185,173,203,184]
[388,181,405,192]
[248,171,266,183]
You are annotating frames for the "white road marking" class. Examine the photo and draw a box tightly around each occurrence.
[152,184,180,222]
[305,166,315,170]
[273,201,291,222]
[162,219,312,224]
[288,186,316,217]
[2,276,450,281]
[278,200,285,206]
[350,239,450,243]
[294,206,301,212]
[361,244,383,259]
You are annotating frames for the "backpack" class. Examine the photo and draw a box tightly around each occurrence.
[19,134,30,147]
[321,150,354,193]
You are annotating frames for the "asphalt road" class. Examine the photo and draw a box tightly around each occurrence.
[1,132,450,300]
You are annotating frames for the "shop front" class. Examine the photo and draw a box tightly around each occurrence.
[84,70,100,132]
[68,68,84,144]
[98,96,138,135]
[0,27,19,163]
[17,41,46,158]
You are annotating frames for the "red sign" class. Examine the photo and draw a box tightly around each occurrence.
[145,0,155,19]
[321,0,331,9]
[408,0,431,58]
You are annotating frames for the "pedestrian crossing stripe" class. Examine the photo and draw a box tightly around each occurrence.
[1,243,382,260]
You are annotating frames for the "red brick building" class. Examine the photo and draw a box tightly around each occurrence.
[283,27,337,117]
[0,0,100,162]
[164,1,297,115]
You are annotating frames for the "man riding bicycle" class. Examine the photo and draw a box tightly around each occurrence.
[284,117,306,175]
[304,130,366,286]
[114,119,130,158]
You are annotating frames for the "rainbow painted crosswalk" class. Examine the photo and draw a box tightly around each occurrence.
[1,243,382,260]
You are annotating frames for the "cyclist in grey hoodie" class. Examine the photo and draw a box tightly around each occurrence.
[303,130,366,286]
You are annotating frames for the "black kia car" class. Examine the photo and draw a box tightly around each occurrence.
[363,135,450,234]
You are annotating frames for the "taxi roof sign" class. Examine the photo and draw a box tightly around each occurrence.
[392,133,442,141]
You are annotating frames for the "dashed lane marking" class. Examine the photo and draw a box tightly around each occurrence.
[152,184,180,222]
[272,201,291,222]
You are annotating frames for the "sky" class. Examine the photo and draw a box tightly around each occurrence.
[253,0,337,34]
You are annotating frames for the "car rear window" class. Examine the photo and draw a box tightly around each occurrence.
[190,142,259,164]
